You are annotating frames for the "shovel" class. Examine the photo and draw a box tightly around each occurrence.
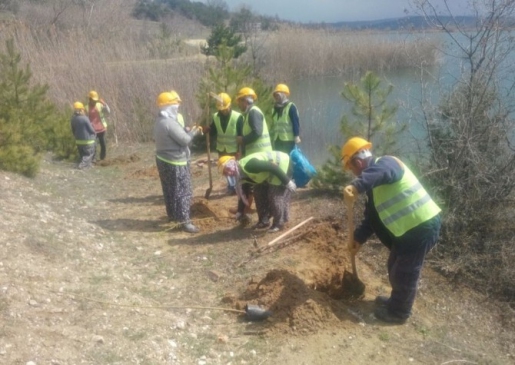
[203,93,221,199]
[342,198,365,299]
[204,131,213,199]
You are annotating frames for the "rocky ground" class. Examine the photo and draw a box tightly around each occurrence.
[0,143,513,365]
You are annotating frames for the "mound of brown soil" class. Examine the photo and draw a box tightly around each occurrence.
[229,219,358,335]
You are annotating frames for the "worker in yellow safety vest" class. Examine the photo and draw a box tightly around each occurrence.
[233,87,273,216]
[206,92,244,194]
[235,87,272,157]
[219,151,296,233]
[271,83,301,155]
[342,137,441,324]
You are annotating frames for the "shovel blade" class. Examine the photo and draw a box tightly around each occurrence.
[204,187,212,199]
[245,304,272,321]
[342,270,365,299]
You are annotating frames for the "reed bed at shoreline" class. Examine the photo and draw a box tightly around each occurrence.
[261,28,440,80]
[0,1,440,143]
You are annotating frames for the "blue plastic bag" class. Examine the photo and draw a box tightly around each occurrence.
[290,146,317,188]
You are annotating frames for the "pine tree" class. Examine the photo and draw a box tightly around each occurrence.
[0,39,73,177]
[312,71,402,191]
[196,42,273,131]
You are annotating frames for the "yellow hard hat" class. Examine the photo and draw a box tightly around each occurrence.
[88,90,99,101]
[73,101,85,110]
[157,91,181,107]
[273,83,290,96]
[236,87,257,101]
[168,90,182,104]
[217,155,234,167]
[216,93,231,111]
[341,137,372,170]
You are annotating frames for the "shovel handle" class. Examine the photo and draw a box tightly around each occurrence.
[346,199,358,277]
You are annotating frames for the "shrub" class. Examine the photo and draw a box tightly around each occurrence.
[312,71,402,192]
[0,39,75,176]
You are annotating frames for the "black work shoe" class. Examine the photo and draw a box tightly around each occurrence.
[374,307,408,325]
[183,223,200,234]
[268,225,282,233]
[375,295,390,307]
[252,221,270,229]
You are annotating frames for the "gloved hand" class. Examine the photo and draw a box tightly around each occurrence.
[294,136,301,144]
[236,136,244,145]
[343,185,358,205]
[349,240,362,256]
[190,125,202,136]
[202,125,210,134]
[286,180,297,192]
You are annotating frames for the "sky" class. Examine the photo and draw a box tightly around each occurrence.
[215,0,470,23]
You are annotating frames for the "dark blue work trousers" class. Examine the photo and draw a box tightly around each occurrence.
[386,215,441,319]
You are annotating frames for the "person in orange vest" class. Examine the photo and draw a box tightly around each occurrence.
[342,137,441,324]
[70,102,96,169]
[87,90,110,161]
[206,92,243,194]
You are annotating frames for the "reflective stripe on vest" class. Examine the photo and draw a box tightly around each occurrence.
[373,157,441,237]
[239,151,290,185]
[214,110,240,153]
[156,155,187,166]
[272,102,295,142]
[242,106,272,155]
[75,139,95,145]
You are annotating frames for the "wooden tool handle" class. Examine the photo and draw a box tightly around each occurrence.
[346,200,358,277]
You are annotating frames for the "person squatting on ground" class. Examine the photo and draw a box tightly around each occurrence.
[219,151,297,233]
[234,87,273,219]
[206,92,243,194]
[271,83,301,155]
[87,90,110,161]
[154,90,202,234]
[70,101,96,170]
[341,137,442,324]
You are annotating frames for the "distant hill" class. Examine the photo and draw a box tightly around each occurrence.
[325,16,479,31]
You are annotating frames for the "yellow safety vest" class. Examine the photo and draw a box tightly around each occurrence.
[239,151,290,186]
[213,110,240,153]
[272,102,295,142]
[242,106,272,155]
[177,113,185,128]
[373,157,441,237]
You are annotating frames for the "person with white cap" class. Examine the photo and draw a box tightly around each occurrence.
[154,90,202,234]
[341,136,441,324]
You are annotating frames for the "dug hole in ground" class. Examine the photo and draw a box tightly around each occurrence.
[0,143,513,365]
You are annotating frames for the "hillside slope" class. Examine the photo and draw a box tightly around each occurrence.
[0,143,513,365]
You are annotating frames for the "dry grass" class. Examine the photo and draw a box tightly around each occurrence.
[260,27,440,80]
[0,2,440,143]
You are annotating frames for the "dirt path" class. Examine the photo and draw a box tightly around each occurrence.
[0,143,513,365]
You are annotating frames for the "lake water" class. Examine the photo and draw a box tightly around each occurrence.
[288,31,515,167]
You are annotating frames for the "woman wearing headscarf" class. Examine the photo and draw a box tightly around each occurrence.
[154,91,201,233]
[219,151,296,232]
